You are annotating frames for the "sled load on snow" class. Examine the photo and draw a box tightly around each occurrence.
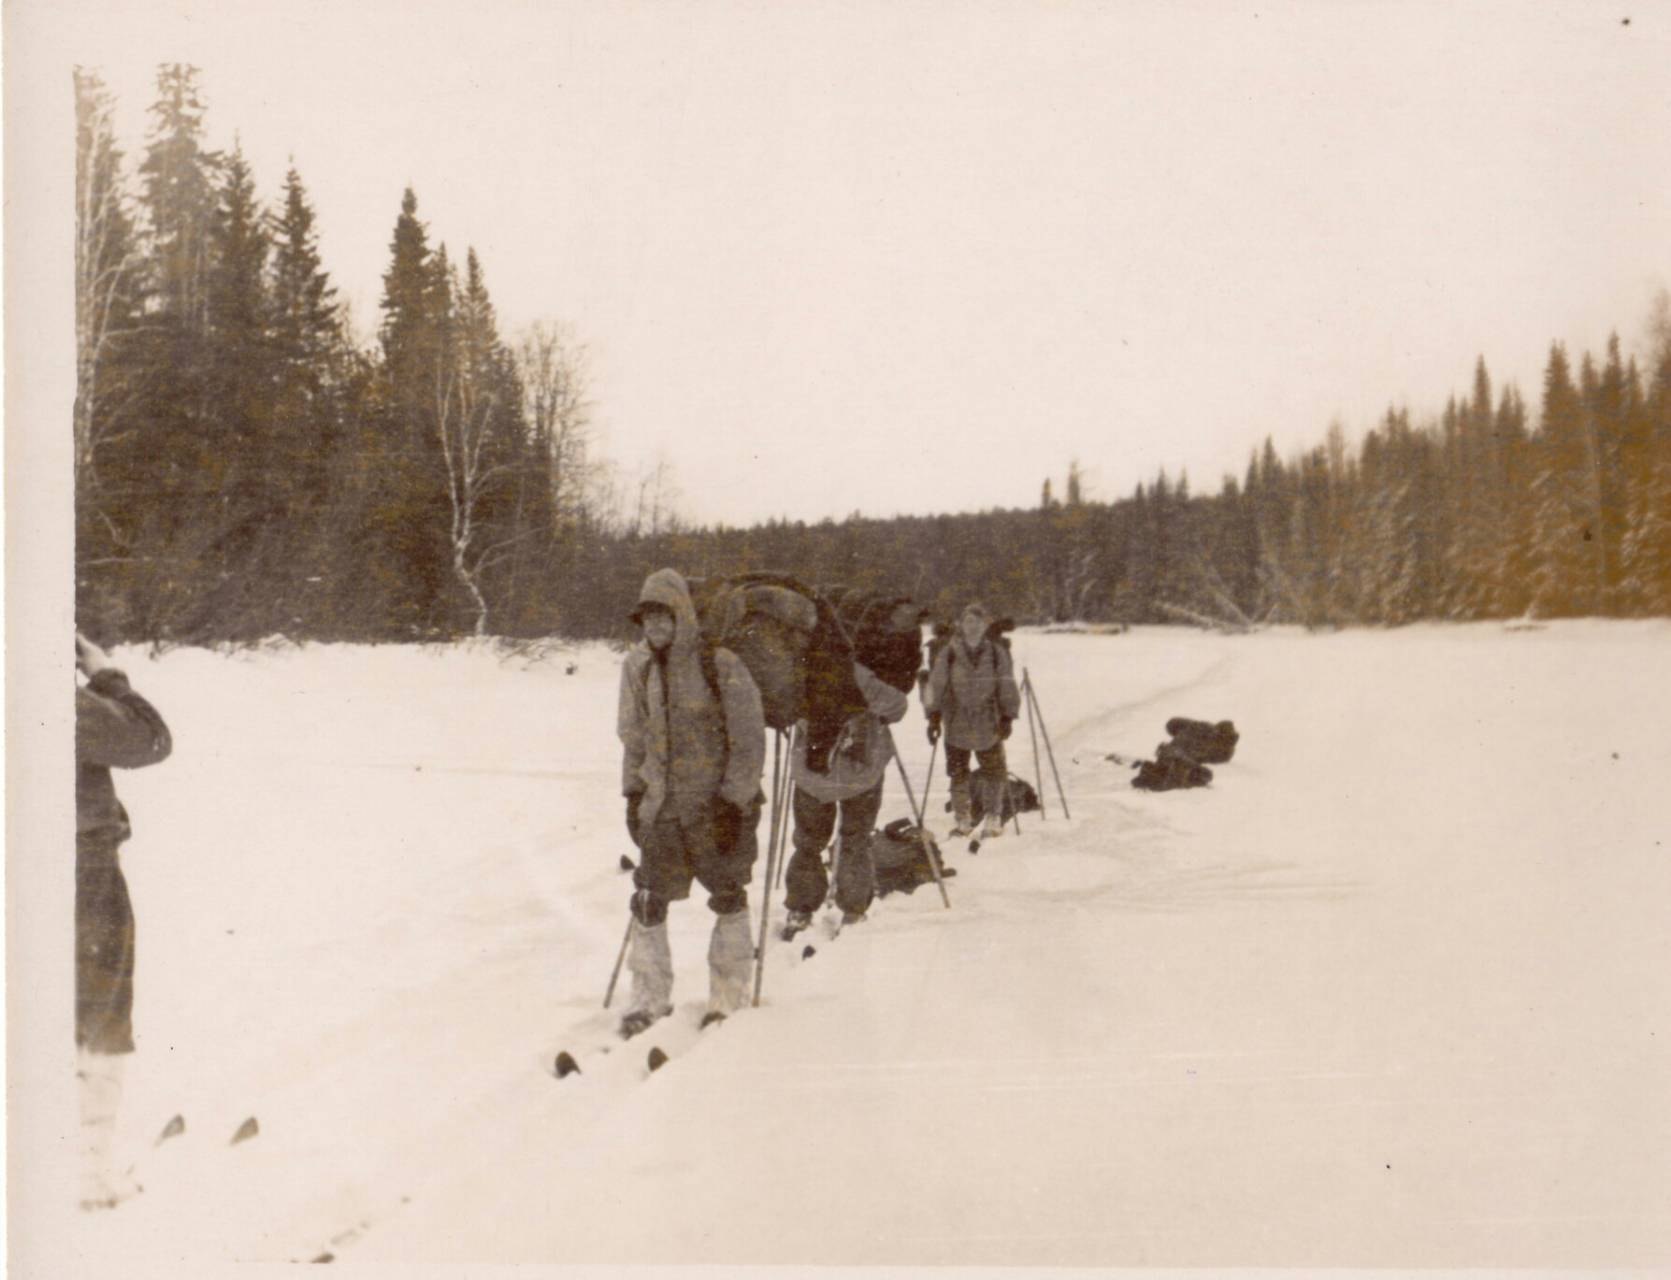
[1129,717,1240,792]
[870,819,953,897]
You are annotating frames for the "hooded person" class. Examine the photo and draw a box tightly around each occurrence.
[74,632,172,1210]
[617,569,767,1035]
[781,661,910,934]
[923,603,1021,838]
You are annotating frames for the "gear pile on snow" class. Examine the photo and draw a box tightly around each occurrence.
[871,819,953,896]
[964,773,1041,825]
[1130,717,1239,791]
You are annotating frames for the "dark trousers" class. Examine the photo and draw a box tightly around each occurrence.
[632,796,762,923]
[785,779,883,916]
[76,841,136,1055]
[945,743,1007,820]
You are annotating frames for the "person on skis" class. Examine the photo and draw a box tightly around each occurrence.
[781,660,910,936]
[617,569,766,1036]
[923,602,1021,839]
[75,632,173,1210]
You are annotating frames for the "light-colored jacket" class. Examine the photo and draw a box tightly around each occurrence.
[618,568,766,826]
[923,637,1021,752]
[791,663,909,803]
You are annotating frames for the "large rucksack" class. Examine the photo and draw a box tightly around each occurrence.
[1163,717,1239,764]
[684,572,866,773]
[820,585,929,695]
[870,818,953,897]
[1128,715,1238,791]
[969,773,1041,824]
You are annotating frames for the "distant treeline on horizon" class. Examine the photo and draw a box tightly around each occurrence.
[75,66,1671,646]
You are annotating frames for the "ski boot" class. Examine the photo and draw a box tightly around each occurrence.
[780,909,814,941]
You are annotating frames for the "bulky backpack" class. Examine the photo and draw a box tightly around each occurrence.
[871,819,951,896]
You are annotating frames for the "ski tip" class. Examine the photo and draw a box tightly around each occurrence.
[553,1051,581,1078]
[230,1116,260,1146]
[647,1046,669,1072]
[619,854,636,872]
[699,1010,726,1030]
[802,944,816,960]
[156,1114,185,1145]
[310,1252,335,1264]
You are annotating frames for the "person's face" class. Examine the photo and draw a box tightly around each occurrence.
[641,608,676,651]
[960,614,987,648]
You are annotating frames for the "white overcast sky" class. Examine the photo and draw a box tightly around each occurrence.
[11,0,1671,527]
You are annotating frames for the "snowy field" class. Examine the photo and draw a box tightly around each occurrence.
[56,622,1671,1270]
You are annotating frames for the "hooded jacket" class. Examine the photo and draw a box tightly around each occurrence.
[923,636,1021,752]
[618,569,766,826]
[76,669,173,853]
[790,662,909,803]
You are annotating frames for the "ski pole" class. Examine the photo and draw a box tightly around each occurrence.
[753,732,784,1005]
[772,736,796,893]
[1022,667,1047,821]
[885,726,951,908]
[603,914,634,1009]
[1024,669,1071,819]
[825,826,842,909]
[772,727,794,890]
[754,730,796,1007]
[919,736,939,831]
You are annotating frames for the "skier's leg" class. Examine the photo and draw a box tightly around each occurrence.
[695,794,762,1019]
[783,786,834,922]
[77,1049,138,1209]
[945,747,975,835]
[620,817,688,1036]
[76,846,137,1056]
[833,780,884,919]
[704,902,753,1020]
[76,845,140,1209]
[977,744,1008,837]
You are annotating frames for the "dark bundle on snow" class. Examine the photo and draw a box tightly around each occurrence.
[871,819,954,896]
[1132,755,1214,791]
[1131,717,1239,792]
[1163,717,1239,764]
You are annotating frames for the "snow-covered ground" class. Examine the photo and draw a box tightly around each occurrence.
[55,623,1671,1270]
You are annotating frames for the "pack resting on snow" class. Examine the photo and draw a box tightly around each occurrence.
[870,819,953,897]
[1130,717,1239,791]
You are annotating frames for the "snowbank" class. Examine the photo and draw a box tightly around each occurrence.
[50,623,1671,1271]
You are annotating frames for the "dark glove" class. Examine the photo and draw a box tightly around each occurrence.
[997,716,1013,741]
[926,712,942,746]
[625,793,643,846]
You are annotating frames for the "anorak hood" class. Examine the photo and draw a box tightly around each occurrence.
[634,568,702,655]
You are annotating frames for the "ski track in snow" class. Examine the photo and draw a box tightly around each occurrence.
[54,624,1671,1270]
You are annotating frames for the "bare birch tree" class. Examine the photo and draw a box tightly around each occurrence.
[74,69,144,513]
[517,321,597,524]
